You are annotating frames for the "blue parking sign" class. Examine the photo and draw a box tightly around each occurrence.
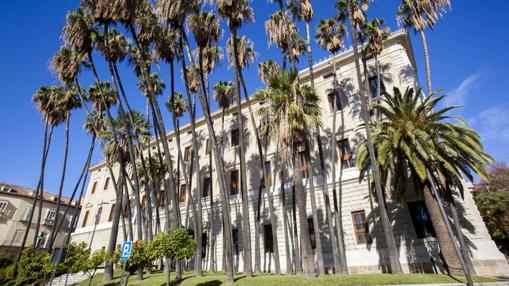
[120,241,133,261]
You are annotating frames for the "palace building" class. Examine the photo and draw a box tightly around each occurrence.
[70,30,509,276]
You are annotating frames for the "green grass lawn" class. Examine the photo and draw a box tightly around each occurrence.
[76,270,499,286]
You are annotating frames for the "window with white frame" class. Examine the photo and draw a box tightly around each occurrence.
[20,206,32,221]
[45,209,57,224]
[11,230,24,245]
[0,201,8,214]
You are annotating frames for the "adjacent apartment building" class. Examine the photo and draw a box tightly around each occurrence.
[0,182,81,256]
[70,30,509,276]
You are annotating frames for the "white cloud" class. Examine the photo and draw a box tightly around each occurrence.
[471,104,509,142]
[443,72,484,107]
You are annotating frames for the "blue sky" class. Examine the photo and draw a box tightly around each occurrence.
[0,1,508,197]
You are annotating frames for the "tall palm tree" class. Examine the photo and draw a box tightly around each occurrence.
[255,70,322,278]
[315,17,349,274]
[11,85,63,277]
[46,83,82,251]
[335,0,403,274]
[216,0,259,275]
[397,0,450,95]
[356,87,492,275]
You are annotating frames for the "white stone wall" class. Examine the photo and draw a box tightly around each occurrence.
[71,30,509,277]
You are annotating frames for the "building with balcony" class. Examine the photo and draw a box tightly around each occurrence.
[0,182,81,256]
[70,30,509,276]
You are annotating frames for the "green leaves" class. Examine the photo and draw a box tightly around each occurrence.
[356,87,491,201]
[146,227,197,261]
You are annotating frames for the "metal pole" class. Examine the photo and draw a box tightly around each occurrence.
[119,260,126,286]
[426,169,474,286]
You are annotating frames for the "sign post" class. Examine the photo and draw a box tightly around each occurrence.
[119,241,133,286]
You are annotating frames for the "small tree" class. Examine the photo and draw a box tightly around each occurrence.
[18,246,52,284]
[83,249,106,286]
[127,240,154,280]
[59,242,88,286]
[148,228,197,286]
[474,162,509,255]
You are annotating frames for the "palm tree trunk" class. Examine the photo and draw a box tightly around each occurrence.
[48,113,71,251]
[180,32,235,285]
[346,3,403,274]
[12,123,52,277]
[420,30,432,95]
[292,147,316,278]
[230,29,253,278]
[279,168,293,274]
[422,186,462,274]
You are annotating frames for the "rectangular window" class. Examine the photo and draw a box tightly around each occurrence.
[0,200,8,214]
[82,210,89,227]
[91,181,98,194]
[11,230,24,245]
[327,91,343,112]
[230,170,239,195]
[299,151,309,179]
[203,177,212,198]
[352,210,370,244]
[179,184,186,203]
[337,139,354,169]
[184,146,192,162]
[205,139,211,155]
[44,209,56,225]
[103,177,110,191]
[201,232,208,258]
[158,190,165,207]
[122,202,130,218]
[263,224,274,253]
[261,161,272,188]
[95,207,102,225]
[368,75,386,98]
[231,128,240,147]
[307,217,316,249]
[21,206,32,221]
[232,228,239,255]
[108,204,116,222]
[408,201,436,239]
[141,195,146,209]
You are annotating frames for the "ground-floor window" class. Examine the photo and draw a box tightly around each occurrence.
[351,210,370,244]
[408,200,436,238]
[263,224,274,253]
[307,217,316,249]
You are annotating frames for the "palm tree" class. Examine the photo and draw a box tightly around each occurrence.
[46,84,82,251]
[255,70,322,278]
[335,0,403,274]
[397,0,450,95]
[356,87,492,275]
[11,85,63,277]
[258,60,280,85]
[315,17,349,274]
[218,3,256,273]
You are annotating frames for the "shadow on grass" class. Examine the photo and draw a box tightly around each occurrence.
[446,274,463,283]
[194,280,222,286]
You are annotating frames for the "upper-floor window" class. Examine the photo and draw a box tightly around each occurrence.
[205,139,211,156]
[327,91,344,112]
[0,200,8,214]
[231,128,240,147]
[408,201,436,239]
[95,207,102,225]
[11,230,24,245]
[203,177,212,198]
[108,204,116,222]
[179,184,187,203]
[158,190,165,207]
[103,177,110,191]
[82,210,90,227]
[337,139,354,169]
[368,75,386,98]
[352,210,370,244]
[141,195,146,209]
[184,146,192,162]
[91,181,98,194]
[299,151,309,179]
[261,161,272,188]
[230,170,239,195]
[44,209,56,225]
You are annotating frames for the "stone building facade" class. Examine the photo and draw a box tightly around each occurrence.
[70,30,509,276]
[0,182,80,256]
